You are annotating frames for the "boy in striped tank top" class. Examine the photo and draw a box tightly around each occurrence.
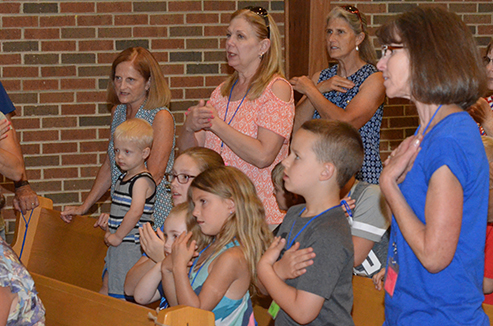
[94,118,156,298]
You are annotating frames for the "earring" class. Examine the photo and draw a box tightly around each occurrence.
[259,53,264,59]
[356,45,359,52]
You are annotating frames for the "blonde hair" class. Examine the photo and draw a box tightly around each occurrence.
[114,118,153,149]
[180,147,225,172]
[188,166,273,294]
[327,6,376,65]
[221,8,284,100]
[107,47,171,110]
[271,161,285,190]
[177,148,225,249]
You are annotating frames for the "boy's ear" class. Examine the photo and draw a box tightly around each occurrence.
[142,147,151,159]
[320,162,336,181]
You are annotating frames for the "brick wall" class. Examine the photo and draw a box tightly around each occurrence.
[1,1,492,237]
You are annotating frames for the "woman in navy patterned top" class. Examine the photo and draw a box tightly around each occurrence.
[291,6,385,184]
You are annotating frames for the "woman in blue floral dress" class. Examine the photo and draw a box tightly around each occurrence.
[291,6,385,184]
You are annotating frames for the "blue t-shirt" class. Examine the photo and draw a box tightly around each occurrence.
[0,81,16,115]
[384,111,489,325]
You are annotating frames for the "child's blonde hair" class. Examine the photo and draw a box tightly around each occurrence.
[180,147,225,171]
[271,161,285,190]
[188,166,273,294]
[177,147,225,249]
[114,118,153,150]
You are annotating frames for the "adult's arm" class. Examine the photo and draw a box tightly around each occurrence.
[207,80,292,168]
[292,71,386,130]
[380,139,463,273]
[0,286,16,326]
[177,100,208,153]
[146,110,174,186]
[467,97,493,135]
[4,113,38,214]
[0,123,23,182]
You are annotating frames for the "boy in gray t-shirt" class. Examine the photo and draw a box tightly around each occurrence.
[258,120,362,325]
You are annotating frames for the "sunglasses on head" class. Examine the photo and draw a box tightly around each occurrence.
[246,6,270,39]
[342,5,363,30]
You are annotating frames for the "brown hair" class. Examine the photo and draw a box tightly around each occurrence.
[301,119,363,188]
[376,7,487,109]
[221,8,284,100]
[188,166,272,294]
[107,47,171,110]
[326,6,376,65]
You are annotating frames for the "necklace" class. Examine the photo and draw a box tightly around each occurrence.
[220,80,250,151]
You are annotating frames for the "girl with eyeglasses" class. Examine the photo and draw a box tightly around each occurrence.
[291,6,385,185]
[178,7,295,229]
[468,38,493,135]
[124,147,224,300]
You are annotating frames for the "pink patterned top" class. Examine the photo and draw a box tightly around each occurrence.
[205,76,295,224]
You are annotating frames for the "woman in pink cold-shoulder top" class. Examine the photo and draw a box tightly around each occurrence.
[178,7,294,226]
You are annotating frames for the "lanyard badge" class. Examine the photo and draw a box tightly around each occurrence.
[384,241,399,297]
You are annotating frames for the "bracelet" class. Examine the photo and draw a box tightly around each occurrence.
[14,180,29,189]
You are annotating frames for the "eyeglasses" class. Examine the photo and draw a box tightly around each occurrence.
[246,6,270,39]
[483,56,493,66]
[342,5,363,30]
[381,45,405,58]
[165,173,196,184]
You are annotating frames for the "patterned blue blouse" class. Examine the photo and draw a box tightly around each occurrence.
[313,64,384,184]
[109,103,175,229]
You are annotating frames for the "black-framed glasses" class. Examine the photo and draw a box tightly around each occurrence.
[342,5,363,27]
[381,45,405,59]
[165,173,196,184]
[246,6,270,39]
[483,56,493,66]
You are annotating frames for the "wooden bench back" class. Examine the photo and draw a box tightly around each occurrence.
[12,197,107,292]
[32,272,155,326]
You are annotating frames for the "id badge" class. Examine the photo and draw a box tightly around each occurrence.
[384,243,399,297]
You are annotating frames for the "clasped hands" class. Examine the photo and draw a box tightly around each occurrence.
[184,100,220,132]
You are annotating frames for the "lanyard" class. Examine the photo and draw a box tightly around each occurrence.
[220,80,250,150]
[188,241,214,287]
[286,204,341,250]
[414,105,442,136]
[18,209,34,260]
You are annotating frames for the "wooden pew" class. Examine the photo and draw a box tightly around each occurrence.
[33,272,154,326]
[12,196,107,292]
[351,275,385,326]
[32,272,215,326]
